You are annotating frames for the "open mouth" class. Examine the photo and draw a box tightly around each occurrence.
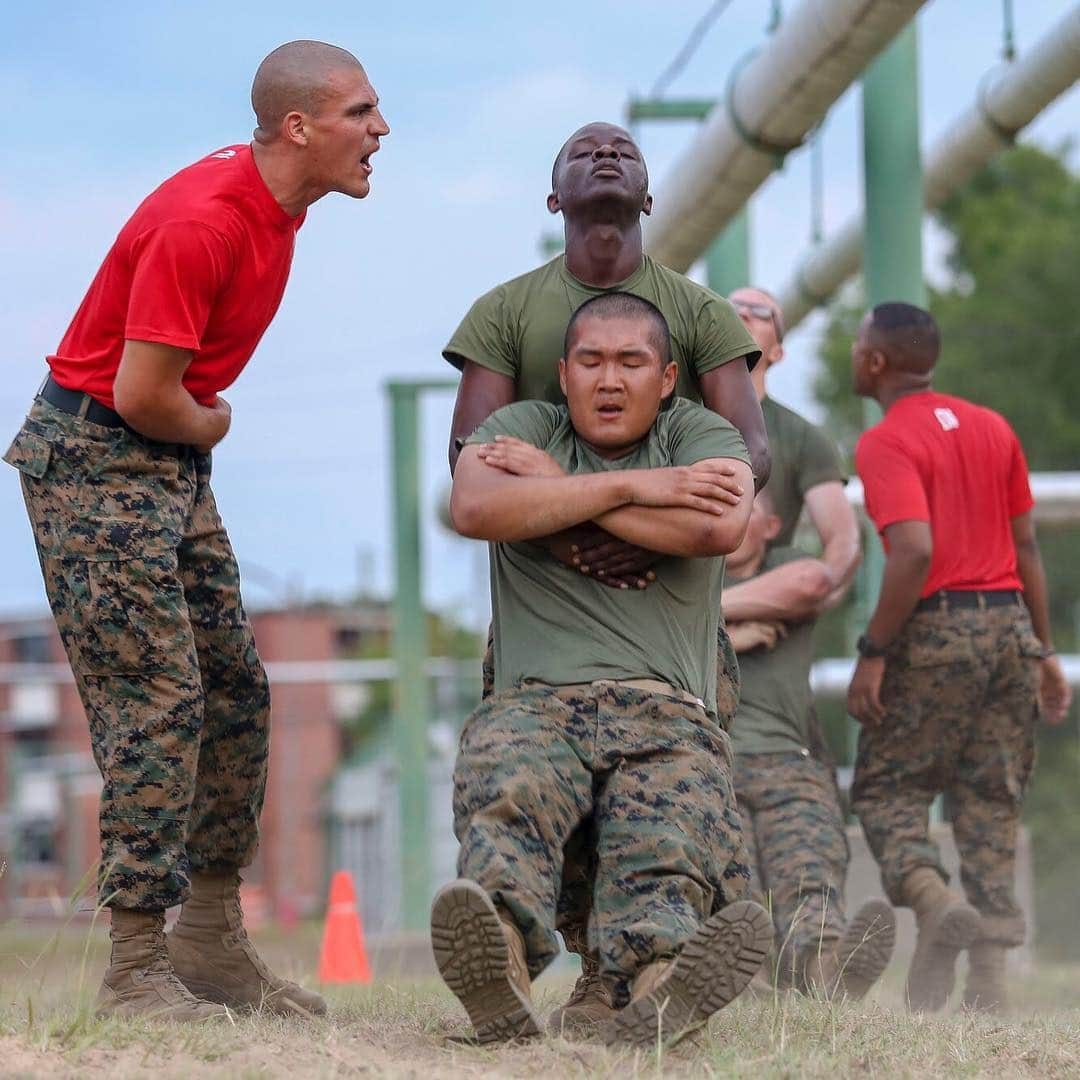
[360,154,373,176]
[596,403,624,420]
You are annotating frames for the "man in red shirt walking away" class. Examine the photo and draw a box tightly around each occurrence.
[846,303,1071,1014]
[3,40,389,1021]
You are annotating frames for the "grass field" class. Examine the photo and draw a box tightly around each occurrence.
[2,921,1079,1078]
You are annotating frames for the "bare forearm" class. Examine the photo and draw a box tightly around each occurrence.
[1016,541,1054,646]
[866,550,930,646]
[114,383,227,447]
[723,559,833,622]
[452,471,630,541]
[594,504,747,557]
[819,531,862,610]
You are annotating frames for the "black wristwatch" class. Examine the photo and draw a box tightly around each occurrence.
[857,634,887,659]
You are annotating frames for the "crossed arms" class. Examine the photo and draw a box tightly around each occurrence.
[451,438,754,559]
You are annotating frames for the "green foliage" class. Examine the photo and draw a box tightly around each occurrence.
[815,143,1080,470]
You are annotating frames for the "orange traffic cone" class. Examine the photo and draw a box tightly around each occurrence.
[318,870,372,984]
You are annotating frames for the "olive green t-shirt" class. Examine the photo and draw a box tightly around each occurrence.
[466,397,751,710]
[444,254,761,405]
[729,547,819,755]
[762,396,846,547]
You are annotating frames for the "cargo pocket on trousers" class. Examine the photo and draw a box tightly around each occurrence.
[3,429,52,478]
[68,554,186,676]
[904,637,974,669]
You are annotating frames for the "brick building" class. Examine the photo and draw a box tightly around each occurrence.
[0,601,393,921]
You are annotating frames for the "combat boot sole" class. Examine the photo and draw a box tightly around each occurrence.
[602,899,771,1049]
[431,880,542,1044]
[837,900,896,1001]
[907,901,982,1012]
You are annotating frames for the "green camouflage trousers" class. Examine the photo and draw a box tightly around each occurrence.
[851,602,1041,944]
[452,681,749,996]
[4,399,270,912]
[479,623,741,958]
[734,751,849,963]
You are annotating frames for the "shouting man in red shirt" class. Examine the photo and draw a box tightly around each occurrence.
[846,303,1071,1014]
[3,41,389,1021]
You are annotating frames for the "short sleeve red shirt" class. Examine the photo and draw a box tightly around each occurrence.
[48,145,304,409]
[855,391,1033,597]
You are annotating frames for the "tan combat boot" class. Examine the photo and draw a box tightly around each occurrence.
[602,899,772,1048]
[430,879,543,1044]
[96,908,229,1022]
[902,867,981,1012]
[835,899,897,1001]
[167,873,327,1016]
[547,951,615,1038]
[963,940,1009,1012]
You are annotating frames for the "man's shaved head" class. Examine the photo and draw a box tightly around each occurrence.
[867,302,940,374]
[252,40,364,142]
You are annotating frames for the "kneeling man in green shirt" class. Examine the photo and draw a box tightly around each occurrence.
[725,489,896,998]
[431,293,770,1048]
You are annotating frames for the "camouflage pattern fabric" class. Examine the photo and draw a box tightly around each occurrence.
[480,621,740,961]
[483,620,740,721]
[452,681,749,998]
[4,399,270,912]
[851,603,1041,945]
[734,751,849,963]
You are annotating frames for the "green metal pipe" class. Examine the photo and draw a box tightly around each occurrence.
[704,207,751,297]
[854,24,928,785]
[861,23,927,312]
[388,380,433,931]
[626,98,715,122]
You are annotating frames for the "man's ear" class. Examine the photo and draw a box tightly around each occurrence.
[283,111,308,147]
[767,342,785,367]
[762,512,782,542]
[547,191,561,215]
[642,192,653,216]
[869,349,888,376]
[660,360,677,399]
[558,356,568,395]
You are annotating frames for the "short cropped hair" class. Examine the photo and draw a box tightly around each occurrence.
[563,292,672,365]
[869,302,940,373]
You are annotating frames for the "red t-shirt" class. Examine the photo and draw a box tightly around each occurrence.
[48,145,304,409]
[855,391,1033,597]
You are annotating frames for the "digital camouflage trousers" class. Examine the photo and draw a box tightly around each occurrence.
[452,681,749,998]
[5,399,270,912]
[479,622,741,959]
[734,751,849,963]
[851,602,1041,944]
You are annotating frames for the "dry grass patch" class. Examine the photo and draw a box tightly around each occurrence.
[2,923,1079,1078]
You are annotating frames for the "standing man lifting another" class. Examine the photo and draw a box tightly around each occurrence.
[847,303,1072,1013]
[443,124,765,1031]
[4,41,389,1020]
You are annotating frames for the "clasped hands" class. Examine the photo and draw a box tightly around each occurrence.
[475,435,743,590]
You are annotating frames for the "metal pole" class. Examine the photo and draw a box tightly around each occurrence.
[855,22,928,776]
[862,22,927,312]
[704,207,751,296]
[388,381,432,931]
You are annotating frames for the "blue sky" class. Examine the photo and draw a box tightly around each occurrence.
[2,1,1077,625]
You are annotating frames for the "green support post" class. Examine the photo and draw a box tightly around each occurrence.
[704,208,751,296]
[862,23,927,313]
[853,23,928,771]
[387,378,456,930]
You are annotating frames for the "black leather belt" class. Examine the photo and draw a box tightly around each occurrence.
[38,374,192,456]
[40,374,131,430]
[915,589,1022,613]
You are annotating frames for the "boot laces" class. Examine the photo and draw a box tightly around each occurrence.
[566,967,607,1008]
